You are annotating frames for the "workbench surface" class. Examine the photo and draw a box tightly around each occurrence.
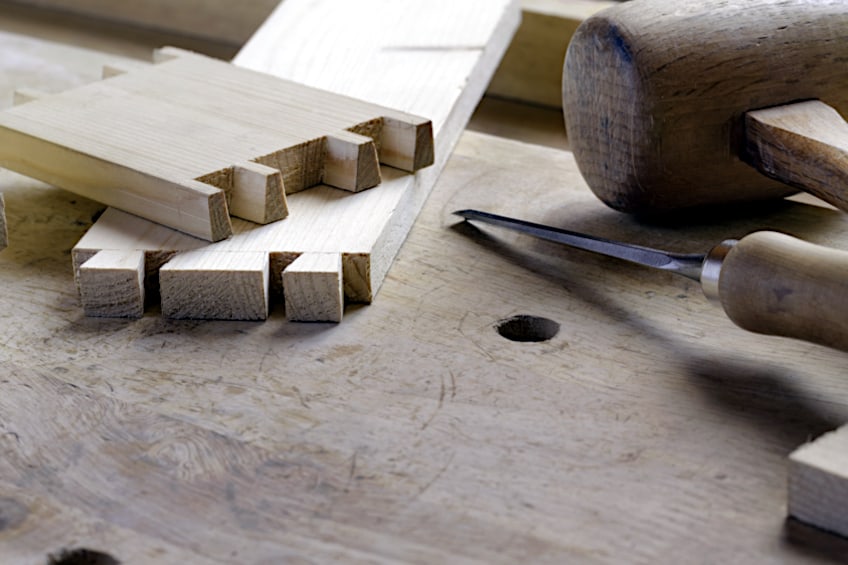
[2,15,848,565]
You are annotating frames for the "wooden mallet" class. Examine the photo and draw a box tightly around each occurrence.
[563,0,848,214]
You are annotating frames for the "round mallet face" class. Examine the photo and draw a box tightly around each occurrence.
[562,0,848,214]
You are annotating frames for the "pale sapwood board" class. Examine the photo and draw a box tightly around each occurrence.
[0,193,6,250]
[71,0,521,321]
[487,0,616,108]
[0,0,613,242]
[282,252,344,322]
[1,0,614,98]
[789,423,848,539]
[0,0,279,46]
[5,125,848,562]
[0,47,434,242]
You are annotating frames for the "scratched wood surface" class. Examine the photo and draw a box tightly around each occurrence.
[3,20,848,565]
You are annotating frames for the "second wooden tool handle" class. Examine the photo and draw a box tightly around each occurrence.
[745,100,848,212]
[717,231,848,351]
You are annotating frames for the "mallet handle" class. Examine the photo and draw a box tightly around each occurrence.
[745,100,848,212]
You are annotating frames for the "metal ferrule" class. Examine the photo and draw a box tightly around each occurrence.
[700,239,738,304]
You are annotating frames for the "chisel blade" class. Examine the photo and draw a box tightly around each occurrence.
[454,209,705,281]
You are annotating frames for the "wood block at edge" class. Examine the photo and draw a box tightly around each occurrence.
[160,250,269,320]
[283,253,343,322]
[78,250,145,318]
[788,423,848,538]
[0,193,6,251]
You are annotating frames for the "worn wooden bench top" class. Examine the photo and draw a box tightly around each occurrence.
[2,4,848,563]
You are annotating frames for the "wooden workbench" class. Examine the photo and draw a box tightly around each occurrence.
[2,4,848,564]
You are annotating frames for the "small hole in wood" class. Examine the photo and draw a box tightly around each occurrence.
[48,548,120,565]
[496,315,560,342]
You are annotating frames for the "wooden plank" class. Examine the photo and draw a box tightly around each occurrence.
[11,86,46,105]
[0,47,434,241]
[1,30,847,552]
[8,123,848,561]
[12,10,848,561]
[789,424,848,538]
[230,160,288,224]
[1,0,279,46]
[72,0,521,320]
[0,193,5,251]
[160,250,270,320]
[488,0,616,108]
[77,249,145,317]
[2,0,608,109]
[282,252,344,322]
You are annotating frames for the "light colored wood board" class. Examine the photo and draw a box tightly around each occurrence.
[789,424,848,538]
[2,0,610,111]
[468,96,568,151]
[1,0,279,46]
[100,58,150,78]
[159,250,270,320]
[282,252,344,322]
[0,49,434,241]
[0,30,136,101]
[77,249,144,318]
[230,160,288,224]
[9,126,848,562]
[72,0,521,320]
[0,120,232,242]
[150,46,435,175]
[11,6,848,562]
[323,130,381,192]
[0,193,6,250]
[11,86,45,104]
[72,207,207,286]
[233,0,518,124]
[488,0,616,108]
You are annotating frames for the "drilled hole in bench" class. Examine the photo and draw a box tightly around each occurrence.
[496,315,560,342]
[48,548,120,565]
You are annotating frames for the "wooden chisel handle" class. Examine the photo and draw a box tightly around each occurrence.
[707,231,848,351]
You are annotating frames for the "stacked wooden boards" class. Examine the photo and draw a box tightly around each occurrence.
[5,0,279,45]
[4,19,848,562]
[7,0,848,548]
[69,0,520,321]
[0,47,434,241]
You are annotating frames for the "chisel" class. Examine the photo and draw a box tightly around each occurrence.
[454,209,848,351]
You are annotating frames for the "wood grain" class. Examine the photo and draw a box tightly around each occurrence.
[7,122,848,562]
[2,0,279,46]
[6,8,848,563]
[77,249,145,318]
[0,193,6,251]
[0,47,434,241]
[745,100,848,212]
[72,0,520,321]
[717,231,848,351]
[562,0,848,214]
[160,250,270,320]
[488,0,615,108]
[789,423,848,539]
[282,252,344,322]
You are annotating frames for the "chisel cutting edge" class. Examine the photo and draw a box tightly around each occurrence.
[454,209,848,352]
